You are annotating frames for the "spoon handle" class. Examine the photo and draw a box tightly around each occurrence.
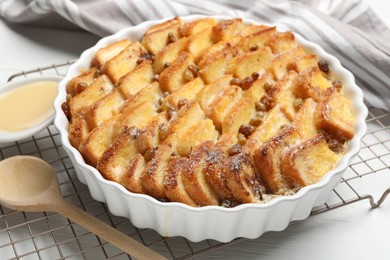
[54,199,166,260]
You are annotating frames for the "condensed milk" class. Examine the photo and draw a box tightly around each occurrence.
[0,80,58,132]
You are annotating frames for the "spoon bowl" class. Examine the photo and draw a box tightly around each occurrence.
[0,155,166,260]
[0,156,59,211]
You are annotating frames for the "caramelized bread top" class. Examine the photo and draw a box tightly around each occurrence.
[63,17,355,207]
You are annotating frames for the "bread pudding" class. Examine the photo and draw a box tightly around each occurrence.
[62,17,355,207]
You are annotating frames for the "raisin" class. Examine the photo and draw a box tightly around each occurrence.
[239,124,255,138]
[187,64,199,77]
[144,147,156,161]
[241,76,254,90]
[255,100,266,111]
[249,45,258,51]
[252,72,260,81]
[249,117,263,127]
[230,77,242,86]
[318,60,329,73]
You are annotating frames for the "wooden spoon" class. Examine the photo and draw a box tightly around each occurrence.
[0,155,166,260]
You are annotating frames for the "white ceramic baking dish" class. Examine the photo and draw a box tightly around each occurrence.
[54,15,367,243]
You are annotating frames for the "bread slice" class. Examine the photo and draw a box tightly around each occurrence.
[123,153,146,193]
[186,28,215,61]
[182,141,219,206]
[80,101,156,166]
[141,143,175,200]
[66,67,99,97]
[248,104,290,144]
[91,39,131,68]
[158,52,195,93]
[269,46,305,80]
[212,18,244,42]
[120,81,162,114]
[295,66,332,101]
[222,97,256,135]
[165,77,204,109]
[177,118,219,156]
[69,115,89,148]
[97,127,139,184]
[196,74,232,110]
[315,87,355,140]
[85,88,125,129]
[281,134,342,188]
[203,134,236,201]
[240,24,272,37]
[224,152,264,204]
[206,85,242,131]
[253,126,302,193]
[293,98,318,139]
[287,54,318,73]
[102,41,146,83]
[68,74,114,117]
[136,112,168,155]
[237,26,277,52]
[226,46,273,79]
[79,115,121,166]
[163,101,206,146]
[153,37,189,74]
[117,59,154,98]
[198,43,240,83]
[142,17,183,55]
[180,18,217,37]
[85,61,155,129]
[262,71,298,120]
[163,156,197,206]
[267,31,298,54]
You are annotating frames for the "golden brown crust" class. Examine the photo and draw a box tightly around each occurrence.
[158,52,195,93]
[315,87,355,140]
[253,126,302,194]
[91,39,131,68]
[164,156,197,206]
[102,41,146,83]
[203,134,237,201]
[182,141,219,206]
[66,67,99,97]
[142,17,183,55]
[123,153,147,193]
[224,152,263,204]
[141,144,174,200]
[280,134,342,188]
[68,74,114,118]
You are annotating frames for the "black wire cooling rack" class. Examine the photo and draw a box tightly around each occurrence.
[0,62,389,259]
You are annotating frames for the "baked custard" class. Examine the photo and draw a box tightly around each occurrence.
[62,17,355,207]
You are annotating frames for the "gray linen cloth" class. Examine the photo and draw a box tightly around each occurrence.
[1,0,389,109]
